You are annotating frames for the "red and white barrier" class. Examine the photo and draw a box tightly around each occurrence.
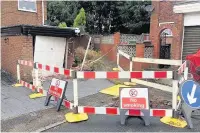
[17,59,176,119]
[20,80,36,91]
[20,80,47,96]
[64,99,74,110]
[116,50,183,111]
[178,61,187,75]
[63,100,173,117]
[76,71,173,79]
[37,87,48,96]
[18,60,34,67]
[177,61,188,84]
[36,63,72,77]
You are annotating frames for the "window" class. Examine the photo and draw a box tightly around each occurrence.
[18,0,37,12]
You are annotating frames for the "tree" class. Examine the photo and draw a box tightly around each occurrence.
[73,8,86,28]
[47,1,80,26]
[118,1,151,34]
[47,1,151,34]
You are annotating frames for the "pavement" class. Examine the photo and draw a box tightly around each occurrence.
[1,80,52,120]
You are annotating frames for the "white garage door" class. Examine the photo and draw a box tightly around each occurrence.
[34,36,66,76]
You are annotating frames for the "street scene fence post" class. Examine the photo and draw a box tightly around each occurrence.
[17,61,20,84]
[33,63,39,90]
[172,72,179,112]
[73,78,78,114]
[117,52,119,69]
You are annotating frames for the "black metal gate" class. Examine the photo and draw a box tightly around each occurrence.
[159,32,171,68]
[160,45,171,59]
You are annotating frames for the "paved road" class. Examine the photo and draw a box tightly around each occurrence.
[46,114,200,132]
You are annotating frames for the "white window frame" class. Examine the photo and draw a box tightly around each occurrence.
[18,0,37,13]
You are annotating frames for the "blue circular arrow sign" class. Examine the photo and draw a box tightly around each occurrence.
[180,80,200,109]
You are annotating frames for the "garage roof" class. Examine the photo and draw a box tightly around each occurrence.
[1,24,80,37]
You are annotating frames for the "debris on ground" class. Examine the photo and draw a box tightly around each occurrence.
[73,47,105,71]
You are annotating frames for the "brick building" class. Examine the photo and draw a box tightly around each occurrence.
[1,0,47,26]
[1,1,80,82]
[150,1,200,61]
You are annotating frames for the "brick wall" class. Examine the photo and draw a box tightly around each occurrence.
[1,36,34,82]
[119,56,130,70]
[100,32,120,62]
[1,1,47,27]
[150,1,184,60]
[100,32,152,71]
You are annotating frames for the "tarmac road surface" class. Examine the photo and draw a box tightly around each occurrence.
[45,114,200,132]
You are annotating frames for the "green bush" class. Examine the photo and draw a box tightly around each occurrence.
[58,22,67,28]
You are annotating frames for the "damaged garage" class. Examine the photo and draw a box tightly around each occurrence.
[1,24,81,81]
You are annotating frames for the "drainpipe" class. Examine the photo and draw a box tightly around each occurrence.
[42,0,45,25]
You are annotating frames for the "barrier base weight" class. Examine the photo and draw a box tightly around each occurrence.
[29,93,45,99]
[12,83,23,87]
[160,117,187,128]
[65,112,88,123]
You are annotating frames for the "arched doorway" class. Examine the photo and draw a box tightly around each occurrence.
[159,29,173,68]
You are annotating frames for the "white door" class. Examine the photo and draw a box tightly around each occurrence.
[34,36,66,76]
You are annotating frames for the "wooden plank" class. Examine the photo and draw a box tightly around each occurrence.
[131,79,173,93]
[118,65,125,71]
[118,50,130,59]
[131,57,182,66]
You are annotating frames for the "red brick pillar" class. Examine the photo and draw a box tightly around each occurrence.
[112,32,120,62]
[133,43,145,71]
